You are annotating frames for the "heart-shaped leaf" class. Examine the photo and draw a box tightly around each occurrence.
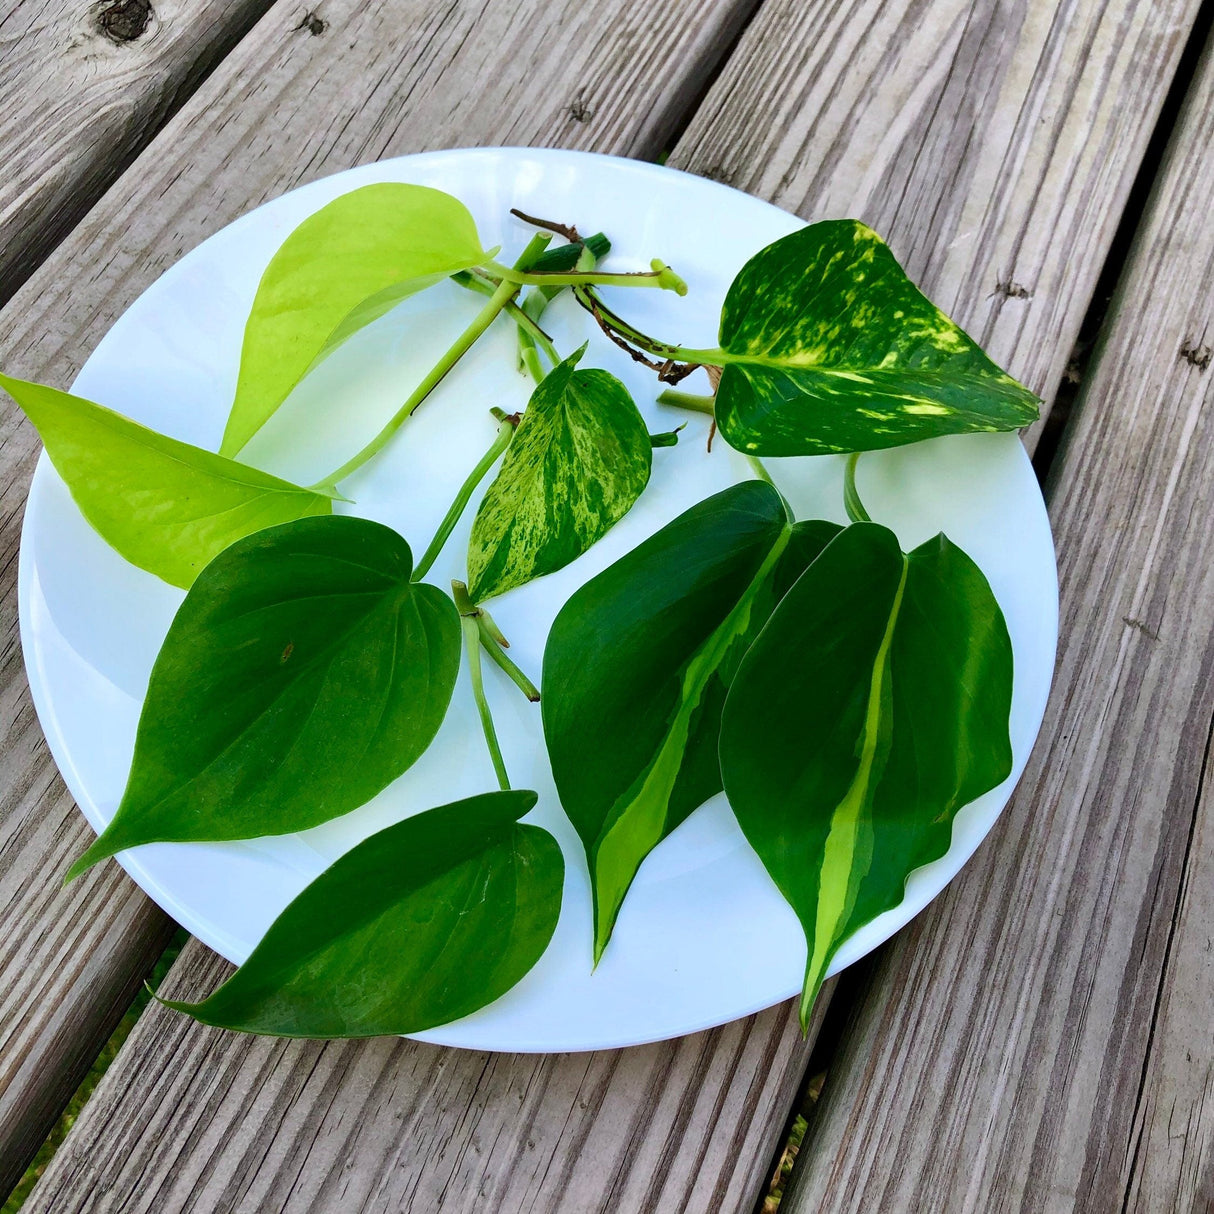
[67,514,460,879]
[221,182,488,456]
[467,347,651,602]
[719,521,1013,1029]
[711,221,1040,456]
[542,480,841,961]
[1,373,332,588]
[163,790,564,1037]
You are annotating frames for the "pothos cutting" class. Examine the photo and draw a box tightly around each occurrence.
[4,180,1038,1037]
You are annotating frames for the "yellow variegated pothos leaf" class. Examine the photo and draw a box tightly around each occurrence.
[712,221,1040,455]
[467,346,651,603]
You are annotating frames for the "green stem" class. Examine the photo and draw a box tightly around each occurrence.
[658,389,716,415]
[486,259,687,295]
[747,455,776,487]
[477,616,541,701]
[843,452,871,523]
[453,272,560,362]
[514,241,601,382]
[454,581,510,791]
[314,277,518,490]
[412,414,514,582]
[519,337,546,385]
[575,285,722,366]
[748,454,794,522]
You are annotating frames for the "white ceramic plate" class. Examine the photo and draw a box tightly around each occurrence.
[18,148,1058,1052]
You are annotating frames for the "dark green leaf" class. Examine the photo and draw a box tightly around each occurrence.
[719,522,1013,1028]
[163,790,563,1036]
[542,480,841,961]
[0,373,332,588]
[712,221,1040,456]
[467,346,652,602]
[67,515,460,879]
[221,183,488,456]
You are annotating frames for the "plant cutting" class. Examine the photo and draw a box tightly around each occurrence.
[7,172,1039,1040]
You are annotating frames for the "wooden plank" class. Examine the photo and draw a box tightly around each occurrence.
[20,941,827,1213]
[670,0,1202,448]
[0,0,770,1199]
[1124,733,1214,1214]
[785,23,1214,1214]
[4,0,1204,1208]
[0,0,275,305]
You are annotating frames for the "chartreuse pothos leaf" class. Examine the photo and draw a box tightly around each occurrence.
[221,183,488,456]
[66,515,461,880]
[542,480,841,962]
[467,346,651,602]
[719,522,1014,1030]
[0,373,331,589]
[163,790,564,1036]
[711,221,1040,456]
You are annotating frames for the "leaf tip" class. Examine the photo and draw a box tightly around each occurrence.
[62,837,113,885]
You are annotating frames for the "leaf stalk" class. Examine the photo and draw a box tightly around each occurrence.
[843,452,871,524]
[454,580,511,791]
[412,414,515,582]
[314,277,520,490]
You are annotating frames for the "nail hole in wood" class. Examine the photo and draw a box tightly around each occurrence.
[1180,338,1211,370]
[295,10,327,35]
[569,91,593,123]
[991,271,1032,300]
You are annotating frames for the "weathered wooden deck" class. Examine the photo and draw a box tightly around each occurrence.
[1,1,1211,1209]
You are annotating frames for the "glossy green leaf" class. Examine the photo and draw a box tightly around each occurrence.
[221,183,488,456]
[467,346,651,602]
[67,515,461,879]
[719,522,1014,1029]
[0,373,331,589]
[712,221,1040,456]
[542,480,841,961]
[163,790,564,1036]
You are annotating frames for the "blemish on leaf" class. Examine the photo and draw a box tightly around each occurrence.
[281,641,295,663]
[294,10,327,35]
[96,0,152,42]
[1180,339,1211,370]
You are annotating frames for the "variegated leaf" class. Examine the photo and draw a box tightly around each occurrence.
[719,522,1014,1030]
[542,480,841,962]
[466,346,651,603]
[712,221,1040,456]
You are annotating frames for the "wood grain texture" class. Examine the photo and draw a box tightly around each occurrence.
[0,0,275,305]
[4,0,1205,1208]
[1123,726,1214,1214]
[785,25,1214,1214]
[0,0,793,1203]
[670,0,1202,449]
[21,942,827,1213]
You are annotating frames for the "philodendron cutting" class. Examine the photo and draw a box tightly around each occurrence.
[6,178,1037,1037]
